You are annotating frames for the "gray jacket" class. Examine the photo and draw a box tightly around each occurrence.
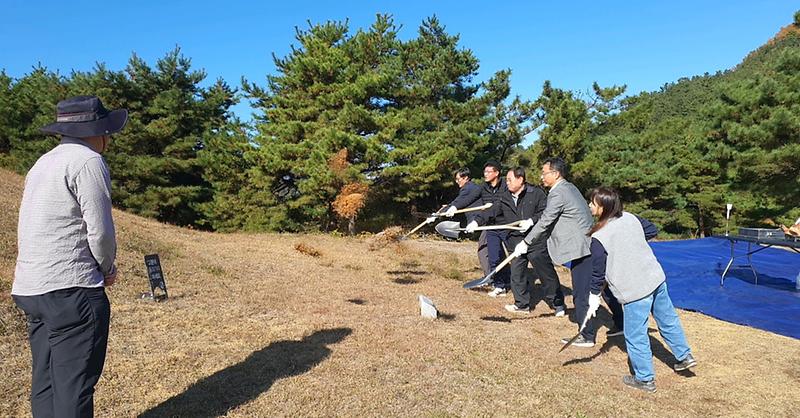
[592,212,665,304]
[523,179,592,265]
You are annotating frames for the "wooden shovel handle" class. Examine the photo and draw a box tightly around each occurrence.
[404,219,432,237]
[452,202,492,214]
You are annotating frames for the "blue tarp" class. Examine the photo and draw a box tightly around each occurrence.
[651,237,800,340]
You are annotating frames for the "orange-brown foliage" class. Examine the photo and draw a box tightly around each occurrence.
[771,24,800,45]
[741,24,800,66]
[329,148,350,176]
[368,226,405,251]
[332,183,369,219]
[294,242,322,257]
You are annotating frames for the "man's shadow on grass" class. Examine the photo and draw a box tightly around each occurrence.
[138,328,352,418]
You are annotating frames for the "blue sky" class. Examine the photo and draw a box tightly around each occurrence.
[2,1,797,122]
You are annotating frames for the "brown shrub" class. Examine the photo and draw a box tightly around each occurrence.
[332,183,369,219]
[328,148,350,176]
[369,226,404,251]
[333,183,369,234]
[294,242,322,257]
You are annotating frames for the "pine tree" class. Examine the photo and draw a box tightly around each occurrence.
[242,15,522,231]
[0,67,66,172]
[195,121,255,231]
[92,48,237,227]
[704,47,800,226]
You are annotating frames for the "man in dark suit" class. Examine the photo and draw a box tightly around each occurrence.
[442,167,482,218]
[469,167,565,314]
[475,161,511,297]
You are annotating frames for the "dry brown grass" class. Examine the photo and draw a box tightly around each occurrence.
[1,168,799,417]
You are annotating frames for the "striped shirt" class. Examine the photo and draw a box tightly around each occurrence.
[12,137,116,296]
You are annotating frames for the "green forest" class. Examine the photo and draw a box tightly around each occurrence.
[2,12,799,237]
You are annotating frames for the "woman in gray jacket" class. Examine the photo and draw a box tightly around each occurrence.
[587,186,697,393]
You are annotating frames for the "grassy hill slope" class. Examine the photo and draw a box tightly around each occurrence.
[627,24,800,128]
[1,168,799,417]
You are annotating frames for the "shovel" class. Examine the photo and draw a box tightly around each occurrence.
[559,315,592,352]
[463,250,519,289]
[434,220,526,239]
[560,285,604,352]
[401,202,493,240]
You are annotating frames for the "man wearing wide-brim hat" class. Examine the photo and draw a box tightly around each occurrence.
[12,95,127,418]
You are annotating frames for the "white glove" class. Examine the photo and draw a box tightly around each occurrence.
[425,216,437,223]
[465,220,479,233]
[588,293,602,318]
[519,218,534,230]
[444,206,458,217]
[513,241,528,257]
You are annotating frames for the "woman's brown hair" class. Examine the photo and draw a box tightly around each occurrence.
[587,186,623,235]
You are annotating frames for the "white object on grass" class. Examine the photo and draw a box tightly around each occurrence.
[419,295,438,319]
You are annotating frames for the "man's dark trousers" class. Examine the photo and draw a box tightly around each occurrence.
[507,236,564,309]
[569,255,598,342]
[485,230,510,289]
[13,287,110,418]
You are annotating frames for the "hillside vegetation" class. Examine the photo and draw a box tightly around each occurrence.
[1,168,798,417]
[2,14,799,237]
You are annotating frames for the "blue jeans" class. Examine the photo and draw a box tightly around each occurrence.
[623,281,692,382]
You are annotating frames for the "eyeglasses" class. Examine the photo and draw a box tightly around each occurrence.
[540,171,557,178]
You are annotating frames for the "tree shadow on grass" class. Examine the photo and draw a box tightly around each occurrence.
[387,270,427,276]
[388,269,426,285]
[347,298,366,305]
[481,316,511,323]
[138,328,352,418]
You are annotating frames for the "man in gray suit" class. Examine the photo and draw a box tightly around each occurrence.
[513,157,598,347]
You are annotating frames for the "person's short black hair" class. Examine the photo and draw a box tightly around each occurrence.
[453,167,471,179]
[483,160,501,172]
[543,157,569,179]
[508,166,526,181]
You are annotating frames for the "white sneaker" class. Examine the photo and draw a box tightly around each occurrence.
[488,287,508,298]
[554,305,566,317]
[505,304,530,313]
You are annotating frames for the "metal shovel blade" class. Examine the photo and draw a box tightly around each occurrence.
[559,331,583,352]
[435,221,463,239]
[560,314,591,352]
[463,271,495,289]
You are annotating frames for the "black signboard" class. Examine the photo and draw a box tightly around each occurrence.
[144,254,168,301]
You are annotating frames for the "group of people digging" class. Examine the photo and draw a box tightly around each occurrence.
[11,95,700,418]
[437,158,697,393]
